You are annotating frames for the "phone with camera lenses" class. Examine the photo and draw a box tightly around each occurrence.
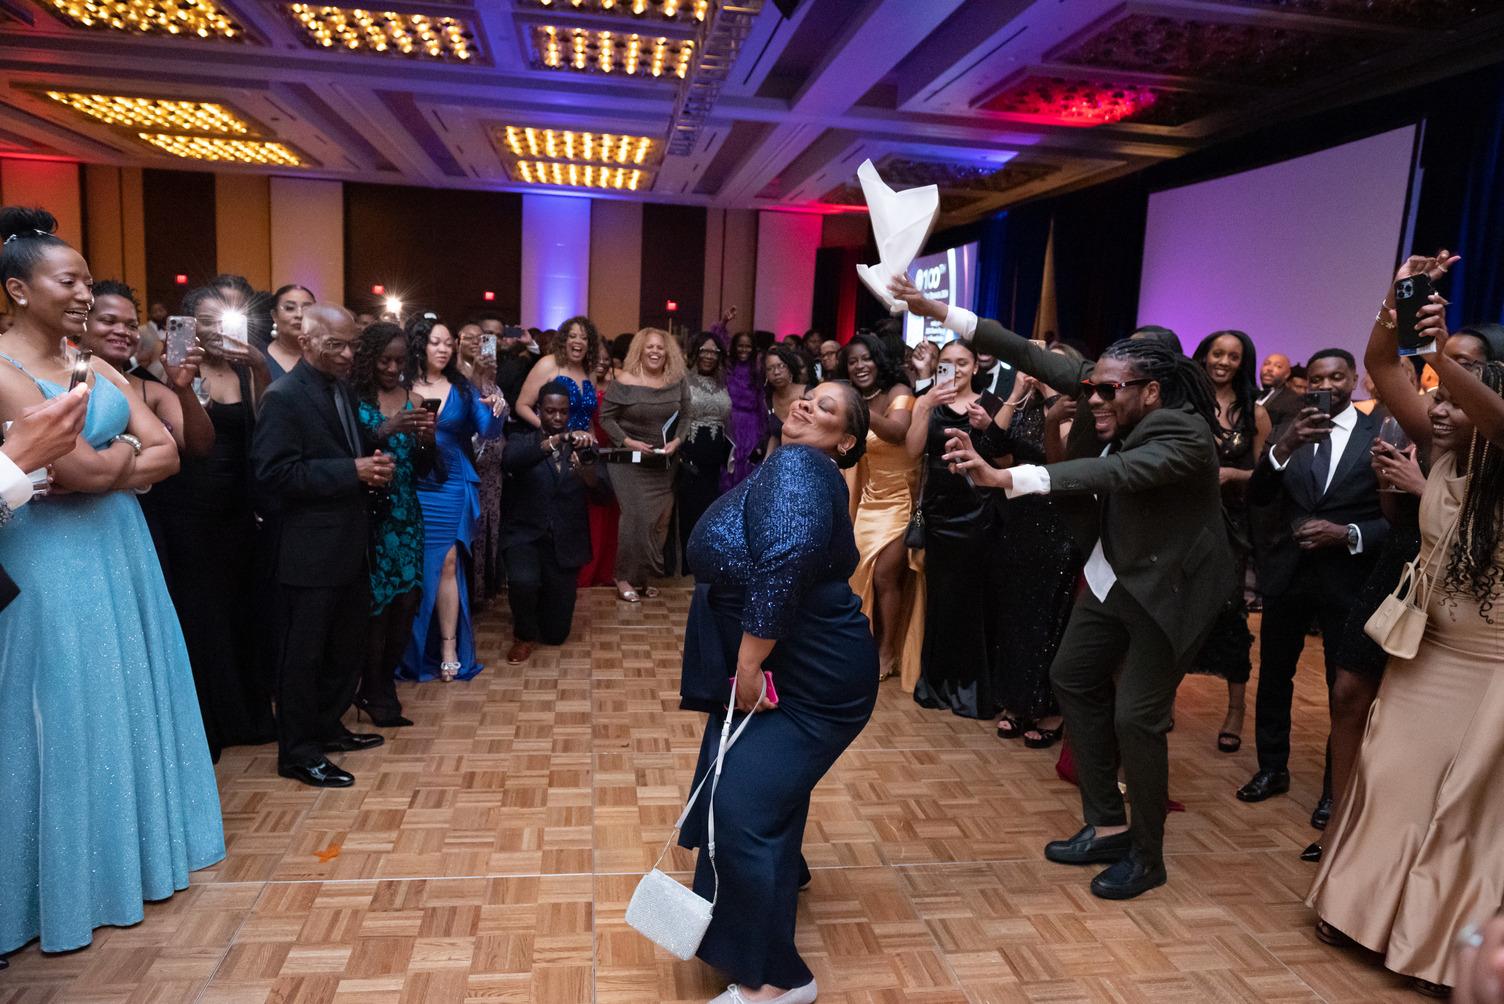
[1302,389,1333,418]
[421,398,441,415]
[936,361,956,390]
[165,316,197,366]
[480,335,497,361]
[1393,274,1436,356]
[67,349,92,391]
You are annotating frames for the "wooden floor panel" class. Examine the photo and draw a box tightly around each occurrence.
[1,589,1424,1002]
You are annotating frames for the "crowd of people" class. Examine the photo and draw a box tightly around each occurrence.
[1,201,1502,1003]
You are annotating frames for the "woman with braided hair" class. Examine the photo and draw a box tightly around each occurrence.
[1308,251,1504,997]
[891,274,1233,901]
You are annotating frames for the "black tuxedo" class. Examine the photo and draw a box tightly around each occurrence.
[250,360,372,767]
[973,317,1233,865]
[500,430,611,644]
[1247,406,1388,776]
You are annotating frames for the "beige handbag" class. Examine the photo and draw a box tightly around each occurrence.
[1364,502,1463,659]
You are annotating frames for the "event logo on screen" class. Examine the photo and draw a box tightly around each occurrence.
[905,241,978,346]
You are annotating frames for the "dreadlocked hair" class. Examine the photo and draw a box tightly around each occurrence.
[1443,360,1504,620]
[1099,336,1220,435]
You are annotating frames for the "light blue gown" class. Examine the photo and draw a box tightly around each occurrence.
[399,382,504,681]
[0,364,224,955]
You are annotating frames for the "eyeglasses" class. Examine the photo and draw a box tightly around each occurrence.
[1081,377,1151,401]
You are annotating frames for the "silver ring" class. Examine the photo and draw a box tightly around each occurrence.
[1457,924,1484,951]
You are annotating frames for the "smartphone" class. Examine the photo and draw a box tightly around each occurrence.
[977,390,1005,417]
[1393,274,1435,356]
[219,310,249,348]
[936,361,956,390]
[67,349,92,391]
[480,334,497,362]
[165,316,197,366]
[1302,389,1334,418]
[421,398,441,415]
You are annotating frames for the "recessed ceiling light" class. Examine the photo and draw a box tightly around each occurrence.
[532,25,693,79]
[43,91,256,136]
[500,126,656,166]
[285,4,480,62]
[518,0,708,22]
[43,0,245,39]
[513,160,645,191]
[137,133,306,166]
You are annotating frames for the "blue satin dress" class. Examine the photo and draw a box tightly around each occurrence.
[399,382,504,681]
[0,366,224,954]
[678,444,878,990]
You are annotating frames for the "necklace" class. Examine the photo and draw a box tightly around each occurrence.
[861,387,881,402]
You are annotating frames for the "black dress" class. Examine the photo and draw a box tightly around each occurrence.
[1189,411,1256,683]
[139,369,275,761]
[678,445,878,991]
[912,404,1000,718]
[987,400,1084,721]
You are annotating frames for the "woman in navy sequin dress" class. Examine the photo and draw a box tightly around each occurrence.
[677,382,877,1004]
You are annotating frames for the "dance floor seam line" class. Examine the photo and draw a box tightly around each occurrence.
[2,590,1421,1003]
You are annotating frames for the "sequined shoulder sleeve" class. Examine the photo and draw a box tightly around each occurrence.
[740,445,838,639]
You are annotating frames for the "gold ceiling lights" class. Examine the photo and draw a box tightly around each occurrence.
[516,161,644,191]
[520,0,708,22]
[502,126,654,165]
[285,4,479,61]
[137,133,305,166]
[43,0,245,38]
[44,91,252,135]
[533,25,693,78]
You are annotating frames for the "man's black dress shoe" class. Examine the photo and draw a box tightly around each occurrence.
[1236,769,1290,802]
[321,732,384,753]
[1301,842,1323,862]
[1044,825,1132,865]
[278,758,354,788]
[1310,795,1333,830]
[1090,853,1167,900]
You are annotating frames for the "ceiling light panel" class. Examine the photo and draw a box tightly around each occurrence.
[531,25,693,78]
[513,161,645,191]
[501,126,655,165]
[285,4,480,61]
[42,0,246,38]
[137,133,306,166]
[43,91,255,135]
[518,0,708,22]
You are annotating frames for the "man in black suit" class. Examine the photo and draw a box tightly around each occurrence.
[893,276,1233,900]
[1258,351,1302,429]
[0,385,89,612]
[500,381,611,665]
[251,303,393,788]
[1237,348,1387,811]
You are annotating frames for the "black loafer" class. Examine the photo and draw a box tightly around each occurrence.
[1044,825,1132,865]
[278,758,354,788]
[1310,795,1333,830]
[321,732,384,753]
[1090,853,1167,900]
[1236,769,1290,802]
[1301,842,1323,863]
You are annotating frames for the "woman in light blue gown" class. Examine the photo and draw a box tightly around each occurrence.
[0,207,223,956]
[399,315,506,682]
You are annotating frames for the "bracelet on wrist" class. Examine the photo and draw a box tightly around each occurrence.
[112,433,143,456]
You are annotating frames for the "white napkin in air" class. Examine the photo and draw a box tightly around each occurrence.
[854,159,939,314]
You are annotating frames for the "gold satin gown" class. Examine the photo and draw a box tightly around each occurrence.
[845,406,925,691]
[1307,450,1504,987]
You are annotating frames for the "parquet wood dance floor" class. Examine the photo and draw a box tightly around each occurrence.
[2,590,1427,1002]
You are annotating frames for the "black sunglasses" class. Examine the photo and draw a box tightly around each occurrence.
[1081,377,1151,401]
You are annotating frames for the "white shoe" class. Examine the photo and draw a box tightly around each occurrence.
[709,981,817,1004]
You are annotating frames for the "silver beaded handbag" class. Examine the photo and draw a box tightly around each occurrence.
[627,678,764,961]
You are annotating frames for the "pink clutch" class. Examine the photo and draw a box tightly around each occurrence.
[728,671,778,707]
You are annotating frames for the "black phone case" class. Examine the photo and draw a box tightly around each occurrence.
[1393,274,1434,350]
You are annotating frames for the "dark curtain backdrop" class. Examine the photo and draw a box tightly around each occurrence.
[639,203,706,337]
[142,169,216,314]
[343,183,522,324]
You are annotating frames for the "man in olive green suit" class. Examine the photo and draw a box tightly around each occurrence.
[891,276,1234,900]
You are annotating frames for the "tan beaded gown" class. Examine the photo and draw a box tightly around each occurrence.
[1307,450,1504,987]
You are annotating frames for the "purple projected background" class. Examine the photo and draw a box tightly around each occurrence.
[1138,126,1417,372]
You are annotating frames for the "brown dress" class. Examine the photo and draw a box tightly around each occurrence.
[599,378,691,586]
[1307,450,1504,987]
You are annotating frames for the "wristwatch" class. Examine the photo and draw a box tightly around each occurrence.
[1346,524,1360,549]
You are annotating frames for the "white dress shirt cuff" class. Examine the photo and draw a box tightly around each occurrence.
[941,306,979,341]
[1004,464,1050,499]
[1268,448,1291,471]
[0,452,33,511]
[1347,524,1363,555]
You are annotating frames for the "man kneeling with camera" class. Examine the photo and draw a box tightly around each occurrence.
[500,380,612,664]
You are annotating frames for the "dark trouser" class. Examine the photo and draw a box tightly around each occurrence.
[1254,587,1351,775]
[268,578,369,767]
[503,538,580,646]
[1049,586,1200,866]
[359,588,419,720]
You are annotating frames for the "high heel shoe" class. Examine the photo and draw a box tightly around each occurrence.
[440,636,459,682]
[355,703,414,728]
[1217,701,1245,753]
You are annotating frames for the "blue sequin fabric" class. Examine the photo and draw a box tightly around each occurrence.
[0,366,225,954]
[557,374,597,433]
[685,443,857,639]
